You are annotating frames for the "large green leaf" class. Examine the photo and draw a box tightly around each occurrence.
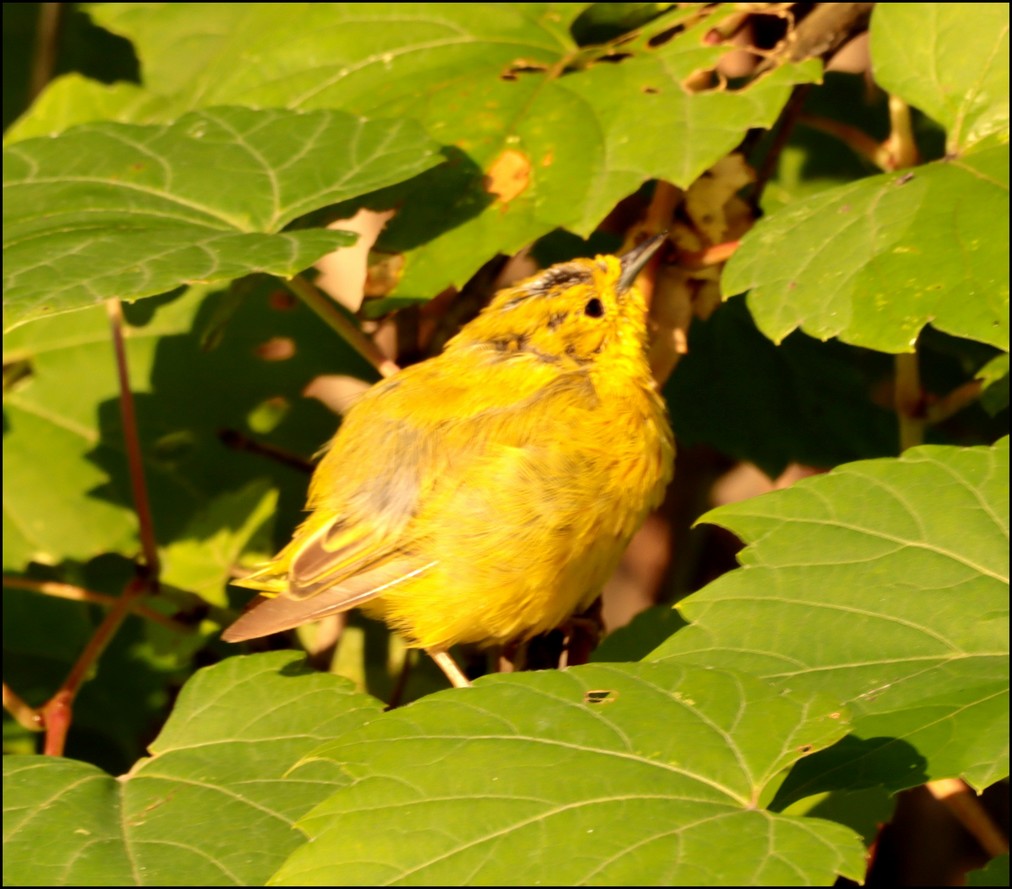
[275,663,864,886]
[158,480,277,607]
[2,652,382,887]
[967,854,1010,887]
[78,3,818,305]
[724,147,1009,352]
[724,3,1009,353]
[653,438,1009,794]
[4,73,157,143]
[3,280,363,572]
[3,105,442,330]
[871,3,1009,152]
[3,295,197,568]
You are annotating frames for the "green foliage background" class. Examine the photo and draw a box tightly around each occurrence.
[3,3,1008,886]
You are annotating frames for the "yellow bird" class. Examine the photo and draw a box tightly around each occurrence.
[224,235,674,686]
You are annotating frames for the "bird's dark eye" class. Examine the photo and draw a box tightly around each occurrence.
[584,297,604,318]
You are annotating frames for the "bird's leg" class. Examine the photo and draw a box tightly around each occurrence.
[497,639,524,673]
[427,648,471,688]
[560,597,604,667]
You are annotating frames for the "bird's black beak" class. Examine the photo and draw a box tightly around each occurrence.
[617,233,667,293]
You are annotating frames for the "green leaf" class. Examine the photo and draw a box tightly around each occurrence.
[2,105,443,330]
[159,480,277,607]
[653,439,1009,794]
[758,71,893,213]
[2,652,383,887]
[976,352,1010,415]
[274,663,864,886]
[591,604,689,663]
[967,854,1010,887]
[3,280,362,572]
[871,3,1009,152]
[4,73,155,144]
[83,3,819,306]
[724,148,1009,353]
[726,1,1010,355]
[3,296,196,568]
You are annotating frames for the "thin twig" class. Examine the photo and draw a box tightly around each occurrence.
[28,3,62,100]
[885,92,925,453]
[42,578,145,755]
[28,303,169,754]
[3,682,43,732]
[106,298,160,576]
[2,575,190,633]
[885,95,919,170]
[925,379,985,425]
[798,114,892,170]
[752,85,812,205]
[217,428,314,474]
[285,274,399,378]
[41,692,73,756]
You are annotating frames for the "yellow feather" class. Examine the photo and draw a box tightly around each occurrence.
[224,238,674,657]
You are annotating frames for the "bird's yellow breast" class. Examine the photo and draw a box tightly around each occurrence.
[225,242,675,654]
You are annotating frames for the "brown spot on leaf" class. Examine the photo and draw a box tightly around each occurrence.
[584,689,618,705]
[484,149,532,205]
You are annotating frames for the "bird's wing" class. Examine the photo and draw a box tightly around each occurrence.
[225,354,598,642]
[222,550,435,642]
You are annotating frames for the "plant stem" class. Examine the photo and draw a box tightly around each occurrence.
[894,352,924,450]
[42,578,145,755]
[106,298,160,576]
[926,379,985,425]
[286,274,399,378]
[2,575,189,633]
[29,3,62,100]
[3,682,42,732]
[798,114,892,170]
[752,85,812,204]
[885,95,919,170]
[25,302,168,755]
[926,778,1009,858]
